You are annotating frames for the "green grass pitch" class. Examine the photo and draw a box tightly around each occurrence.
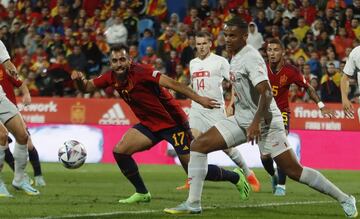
[0,163,359,219]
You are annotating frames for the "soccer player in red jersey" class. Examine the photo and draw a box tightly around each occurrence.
[264,38,335,196]
[0,66,46,186]
[71,45,250,204]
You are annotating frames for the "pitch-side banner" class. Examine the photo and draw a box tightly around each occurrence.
[17,97,360,131]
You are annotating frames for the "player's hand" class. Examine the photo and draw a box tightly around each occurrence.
[342,99,354,118]
[320,106,336,118]
[71,70,85,80]
[226,105,234,116]
[246,121,261,145]
[198,96,220,109]
[22,93,31,106]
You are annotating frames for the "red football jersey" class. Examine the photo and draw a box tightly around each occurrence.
[0,65,22,105]
[267,63,310,112]
[93,63,188,132]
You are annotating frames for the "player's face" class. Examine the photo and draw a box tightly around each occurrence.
[266,43,283,63]
[195,36,211,59]
[224,25,247,55]
[110,50,131,76]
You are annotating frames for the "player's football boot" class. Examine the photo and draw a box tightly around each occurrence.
[233,168,250,200]
[246,170,261,192]
[271,174,278,193]
[164,201,202,214]
[24,173,34,185]
[0,181,13,198]
[176,179,190,190]
[274,185,286,196]
[118,192,151,204]
[341,195,358,218]
[34,176,46,187]
[12,179,40,196]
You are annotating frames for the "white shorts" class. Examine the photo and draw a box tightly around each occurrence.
[189,108,226,133]
[215,116,291,158]
[0,97,19,124]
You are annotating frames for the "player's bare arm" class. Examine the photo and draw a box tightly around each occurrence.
[19,83,31,105]
[340,73,354,118]
[2,59,18,78]
[247,80,273,144]
[159,74,220,109]
[71,71,96,93]
[225,86,235,116]
[305,86,335,118]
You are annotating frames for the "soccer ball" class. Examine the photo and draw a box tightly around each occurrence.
[58,140,87,169]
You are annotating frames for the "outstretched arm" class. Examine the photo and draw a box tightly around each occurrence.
[340,73,354,118]
[71,71,97,93]
[247,80,273,144]
[305,85,335,118]
[159,74,220,109]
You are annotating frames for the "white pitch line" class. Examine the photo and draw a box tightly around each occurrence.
[26,199,347,219]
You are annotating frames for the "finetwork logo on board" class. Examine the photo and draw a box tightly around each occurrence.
[99,103,130,125]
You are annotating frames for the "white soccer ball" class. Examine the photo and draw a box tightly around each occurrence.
[58,140,87,169]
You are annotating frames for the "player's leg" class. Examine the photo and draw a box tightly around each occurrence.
[5,113,39,195]
[165,117,250,214]
[27,135,46,186]
[0,122,12,197]
[114,124,155,204]
[266,128,358,218]
[223,147,261,192]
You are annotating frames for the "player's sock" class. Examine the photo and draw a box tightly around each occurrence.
[277,167,287,185]
[223,148,251,177]
[28,147,42,176]
[187,151,207,204]
[205,164,239,184]
[113,152,148,194]
[299,167,349,202]
[261,156,275,176]
[4,148,14,171]
[13,143,28,183]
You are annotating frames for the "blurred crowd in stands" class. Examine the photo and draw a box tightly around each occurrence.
[0,0,359,103]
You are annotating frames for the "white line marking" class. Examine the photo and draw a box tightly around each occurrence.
[26,199,348,219]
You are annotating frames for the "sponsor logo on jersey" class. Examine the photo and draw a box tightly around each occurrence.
[280,74,288,86]
[192,71,210,78]
[99,103,130,125]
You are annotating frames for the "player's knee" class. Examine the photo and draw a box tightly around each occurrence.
[113,142,133,155]
[0,130,8,146]
[14,132,29,145]
[190,136,209,153]
[261,154,272,161]
[283,166,302,181]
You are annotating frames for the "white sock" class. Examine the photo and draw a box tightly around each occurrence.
[0,144,5,172]
[299,167,348,202]
[13,142,28,183]
[187,151,208,204]
[223,148,251,177]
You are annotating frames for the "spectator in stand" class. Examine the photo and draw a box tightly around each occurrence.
[183,7,199,26]
[139,29,157,58]
[81,30,104,78]
[141,46,158,66]
[197,0,211,20]
[104,16,128,47]
[123,8,138,45]
[216,0,229,21]
[180,34,195,67]
[129,44,140,63]
[165,50,180,79]
[215,33,226,56]
[265,1,278,21]
[157,26,180,60]
[105,9,117,29]
[246,22,264,49]
[67,45,87,72]
[9,19,26,51]
[174,64,190,99]
[332,27,353,60]
[315,30,332,53]
[307,51,322,79]
[300,0,316,25]
[351,0,360,19]
[327,48,341,69]
[292,17,310,42]
[154,58,166,74]
[287,37,309,62]
[250,0,265,18]
[320,62,342,103]
[254,10,267,35]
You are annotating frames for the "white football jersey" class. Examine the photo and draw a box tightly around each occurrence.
[0,40,10,99]
[230,45,282,126]
[190,53,230,110]
[343,45,360,89]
